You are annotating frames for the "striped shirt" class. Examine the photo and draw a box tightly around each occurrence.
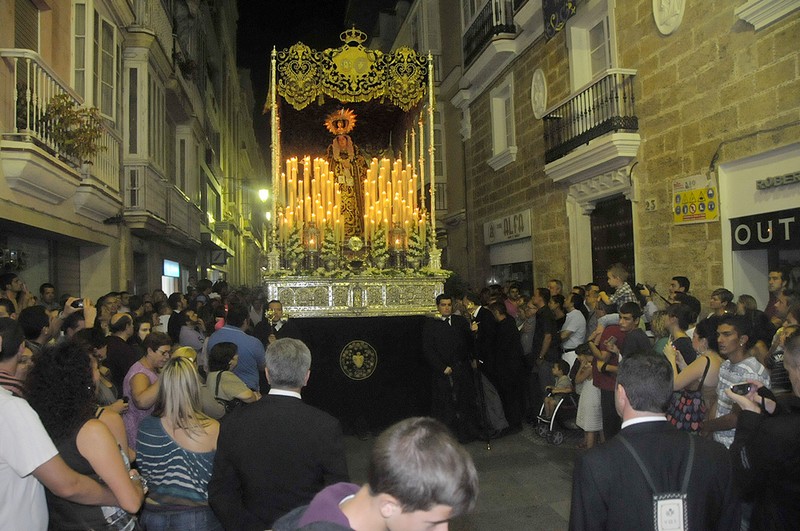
[0,371,25,398]
[714,356,770,448]
[136,416,215,507]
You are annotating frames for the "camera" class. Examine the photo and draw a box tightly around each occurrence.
[730,382,752,395]
[635,282,657,294]
[71,299,84,309]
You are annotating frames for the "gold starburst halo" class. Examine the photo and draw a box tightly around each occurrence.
[324,108,357,136]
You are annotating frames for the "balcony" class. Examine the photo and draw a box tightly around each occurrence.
[453,1,542,117]
[543,69,641,185]
[123,163,168,235]
[130,0,174,61]
[463,0,516,67]
[164,185,202,246]
[0,49,122,219]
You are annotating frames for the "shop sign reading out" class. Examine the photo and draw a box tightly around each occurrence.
[730,208,800,251]
[484,209,532,245]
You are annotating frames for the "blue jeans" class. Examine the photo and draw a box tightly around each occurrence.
[140,506,222,531]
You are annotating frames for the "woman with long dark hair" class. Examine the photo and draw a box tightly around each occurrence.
[26,341,145,529]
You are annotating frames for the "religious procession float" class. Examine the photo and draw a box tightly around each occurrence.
[262,28,448,318]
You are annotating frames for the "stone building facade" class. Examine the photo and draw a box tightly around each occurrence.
[0,0,268,296]
[376,0,800,310]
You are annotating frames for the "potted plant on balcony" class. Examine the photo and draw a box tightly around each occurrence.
[40,93,104,168]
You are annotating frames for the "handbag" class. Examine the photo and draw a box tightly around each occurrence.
[665,356,711,432]
[214,371,245,413]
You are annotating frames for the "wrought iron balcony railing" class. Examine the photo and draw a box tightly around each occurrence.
[0,48,121,192]
[463,0,516,66]
[543,69,638,164]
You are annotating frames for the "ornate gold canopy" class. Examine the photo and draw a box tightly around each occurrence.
[274,28,429,112]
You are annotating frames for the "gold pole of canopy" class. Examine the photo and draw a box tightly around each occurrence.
[426,53,441,269]
[267,47,281,270]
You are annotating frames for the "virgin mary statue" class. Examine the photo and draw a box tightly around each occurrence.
[325,109,367,239]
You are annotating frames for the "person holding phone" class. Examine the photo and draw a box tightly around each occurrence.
[725,332,800,530]
[701,315,770,448]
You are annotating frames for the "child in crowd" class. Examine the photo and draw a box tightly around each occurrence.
[542,359,573,419]
[573,345,603,449]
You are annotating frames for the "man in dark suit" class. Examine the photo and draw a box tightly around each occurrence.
[208,338,349,530]
[569,352,739,531]
[422,294,479,443]
[461,292,497,382]
[487,302,526,432]
[253,299,302,347]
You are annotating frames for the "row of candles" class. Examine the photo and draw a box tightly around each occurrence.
[275,156,425,247]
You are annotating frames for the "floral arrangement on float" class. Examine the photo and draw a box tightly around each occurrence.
[263,218,447,280]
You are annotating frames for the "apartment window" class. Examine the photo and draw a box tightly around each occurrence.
[74,4,86,96]
[148,76,167,171]
[435,182,447,211]
[589,18,611,76]
[487,74,517,170]
[460,0,483,29]
[433,110,445,179]
[178,139,187,191]
[128,168,140,207]
[566,0,617,90]
[73,3,119,121]
[97,18,115,116]
[128,68,138,154]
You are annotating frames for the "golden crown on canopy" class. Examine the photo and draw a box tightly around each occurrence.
[324,108,357,136]
[340,27,367,45]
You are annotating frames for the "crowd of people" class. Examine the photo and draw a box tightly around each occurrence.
[1,263,799,530]
[0,273,480,530]
[419,264,799,529]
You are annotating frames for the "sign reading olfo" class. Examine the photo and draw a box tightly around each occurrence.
[484,209,532,245]
[730,207,800,251]
[672,174,719,225]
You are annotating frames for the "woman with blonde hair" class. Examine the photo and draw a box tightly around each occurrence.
[650,310,670,356]
[137,356,222,530]
[736,294,759,315]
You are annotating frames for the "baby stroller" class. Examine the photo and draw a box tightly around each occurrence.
[535,390,580,445]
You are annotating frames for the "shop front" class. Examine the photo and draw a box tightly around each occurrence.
[720,143,800,307]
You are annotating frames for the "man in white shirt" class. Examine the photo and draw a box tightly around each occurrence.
[0,318,116,531]
[561,292,587,368]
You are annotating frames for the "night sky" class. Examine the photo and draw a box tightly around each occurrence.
[236,0,401,157]
[237,0,351,149]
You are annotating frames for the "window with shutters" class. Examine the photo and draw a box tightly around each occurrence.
[487,73,517,170]
[14,0,39,52]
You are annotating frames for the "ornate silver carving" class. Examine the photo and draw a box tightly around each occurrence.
[264,275,447,317]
